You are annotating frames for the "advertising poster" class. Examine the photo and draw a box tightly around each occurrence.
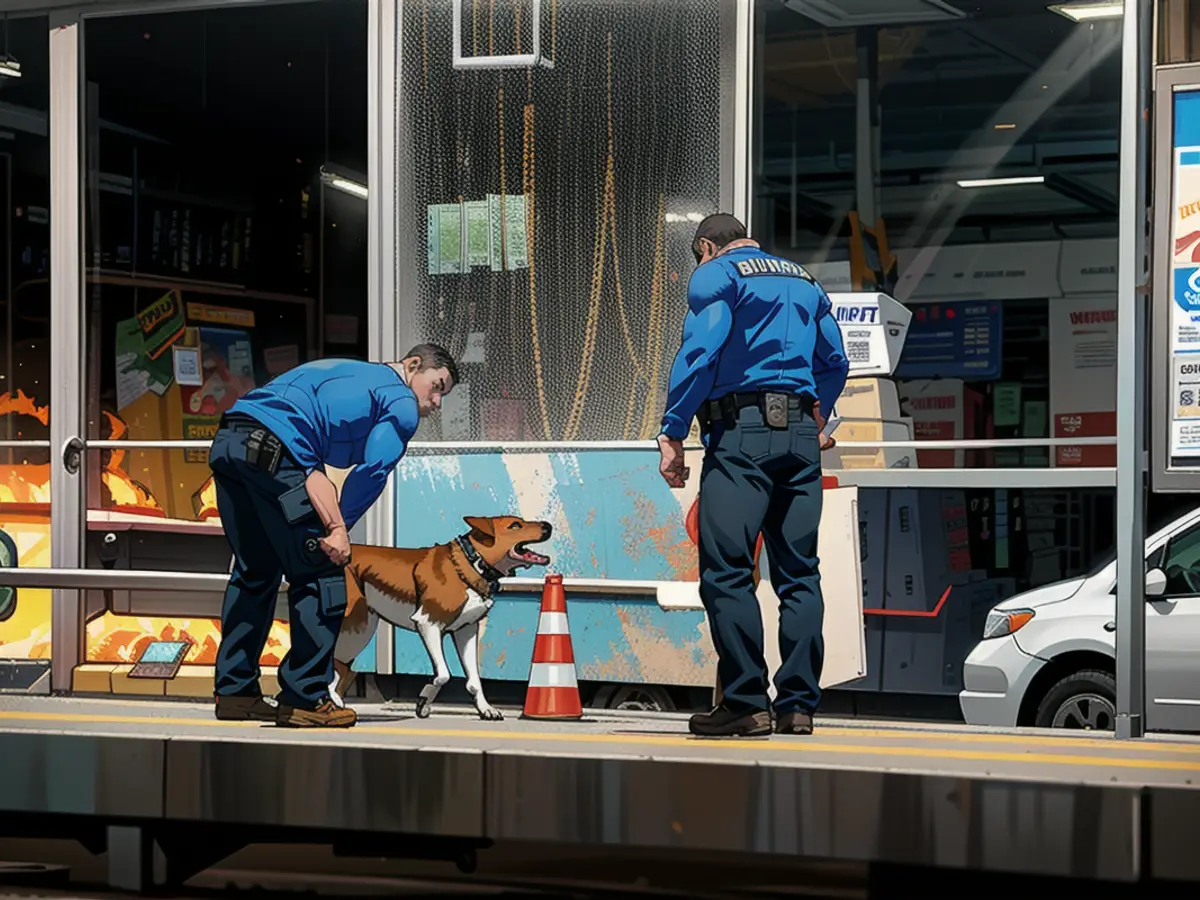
[1048,296,1117,467]
[179,327,256,463]
[1170,89,1200,458]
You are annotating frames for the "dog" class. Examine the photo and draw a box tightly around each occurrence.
[329,515,553,720]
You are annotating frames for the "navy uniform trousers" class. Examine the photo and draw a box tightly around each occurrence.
[208,417,348,710]
[697,399,825,716]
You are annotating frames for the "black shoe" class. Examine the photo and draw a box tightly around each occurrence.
[774,710,814,735]
[688,704,772,738]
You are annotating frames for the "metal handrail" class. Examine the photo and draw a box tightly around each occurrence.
[0,567,663,595]
[81,436,1115,451]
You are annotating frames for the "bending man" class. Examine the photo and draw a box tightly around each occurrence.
[208,344,457,728]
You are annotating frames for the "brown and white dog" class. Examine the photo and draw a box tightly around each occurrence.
[330,515,552,720]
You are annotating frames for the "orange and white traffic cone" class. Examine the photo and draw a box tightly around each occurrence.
[521,574,583,720]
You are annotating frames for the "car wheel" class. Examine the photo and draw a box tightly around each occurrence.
[1034,669,1117,730]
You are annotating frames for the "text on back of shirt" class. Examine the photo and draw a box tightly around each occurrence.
[733,258,815,281]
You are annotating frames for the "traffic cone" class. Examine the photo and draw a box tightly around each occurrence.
[521,574,583,720]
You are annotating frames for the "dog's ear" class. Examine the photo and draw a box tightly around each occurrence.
[463,516,496,546]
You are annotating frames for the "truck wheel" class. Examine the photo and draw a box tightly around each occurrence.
[1034,669,1117,730]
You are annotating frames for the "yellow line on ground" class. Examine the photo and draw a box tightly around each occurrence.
[0,709,1198,773]
[1,708,1198,754]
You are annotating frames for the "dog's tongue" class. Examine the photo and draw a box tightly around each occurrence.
[517,549,550,566]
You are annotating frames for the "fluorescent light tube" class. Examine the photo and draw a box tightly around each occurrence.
[957,176,1046,188]
[323,175,368,200]
[1047,2,1123,22]
[0,59,21,79]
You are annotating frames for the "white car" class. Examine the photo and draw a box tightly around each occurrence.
[959,507,1200,733]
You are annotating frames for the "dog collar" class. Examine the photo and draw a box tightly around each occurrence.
[455,534,503,594]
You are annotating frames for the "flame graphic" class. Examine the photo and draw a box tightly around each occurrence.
[86,614,289,666]
[0,394,288,665]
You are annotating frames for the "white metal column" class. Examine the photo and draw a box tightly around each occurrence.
[366,0,400,675]
[48,14,86,693]
[1114,0,1152,740]
[733,0,754,228]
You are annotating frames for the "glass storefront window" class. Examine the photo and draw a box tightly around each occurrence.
[0,16,53,669]
[754,2,1121,473]
[395,0,730,443]
[76,2,367,671]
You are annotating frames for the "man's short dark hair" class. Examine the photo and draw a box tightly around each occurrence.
[403,342,460,386]
[693,213,747,258]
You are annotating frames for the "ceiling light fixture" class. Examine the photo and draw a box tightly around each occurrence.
[320,167,368,200]
[1047,2,1123,22]
[994,123,1016,130]
[0,16,18,79]
[957,176,1046,188]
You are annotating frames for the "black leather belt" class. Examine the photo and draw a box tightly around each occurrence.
[697,391,816,429]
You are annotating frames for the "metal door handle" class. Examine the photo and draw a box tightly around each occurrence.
[1104,621,1116,632]
[62,436,84,475]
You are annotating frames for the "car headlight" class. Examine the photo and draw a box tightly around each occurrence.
[982,607,1035,639]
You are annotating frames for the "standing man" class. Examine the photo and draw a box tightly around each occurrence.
[657,214,848,738]
[208,344,458,728]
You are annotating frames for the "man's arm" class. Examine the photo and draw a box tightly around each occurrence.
[812,288,850,414]
[305,470,346,534]
[338,394,419,529]
[659,264,736,439]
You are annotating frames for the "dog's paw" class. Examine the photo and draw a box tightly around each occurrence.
[477,704,504,722]
[415,697,433,719]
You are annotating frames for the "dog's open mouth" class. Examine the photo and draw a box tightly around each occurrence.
[509,541,551,568]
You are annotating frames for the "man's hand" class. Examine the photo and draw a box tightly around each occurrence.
[319,524,352,567]
[813,402,837,452]
[657,433,690,488]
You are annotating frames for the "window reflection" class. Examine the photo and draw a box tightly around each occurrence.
[754,2,1121,472]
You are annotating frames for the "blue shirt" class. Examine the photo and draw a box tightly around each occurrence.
[229,359,420,529]
[659,246,850,440]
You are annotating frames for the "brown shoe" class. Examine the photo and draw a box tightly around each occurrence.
[215,694,280,723]
[774,710,814,735]
[275,699,357,728]
[688,704,772,738]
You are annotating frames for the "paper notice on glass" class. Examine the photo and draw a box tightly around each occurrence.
[437,204,464,275]
[1173,353,1200,455]
[172,345,203,386]
[441,382,472,440]
[993,383,1021,428]
[503,194,529,270]
[487,194,504,271]
[462,332,486,364]
[1024,401,1048,439]
[426,205,439,275]
[465,201,491,268]
[1173,355,1200,421]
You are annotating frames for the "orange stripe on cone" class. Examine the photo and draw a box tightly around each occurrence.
[521,574,583,720]
[533,633,575,665]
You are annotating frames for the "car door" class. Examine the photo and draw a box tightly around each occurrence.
[1145,521,1200,733]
